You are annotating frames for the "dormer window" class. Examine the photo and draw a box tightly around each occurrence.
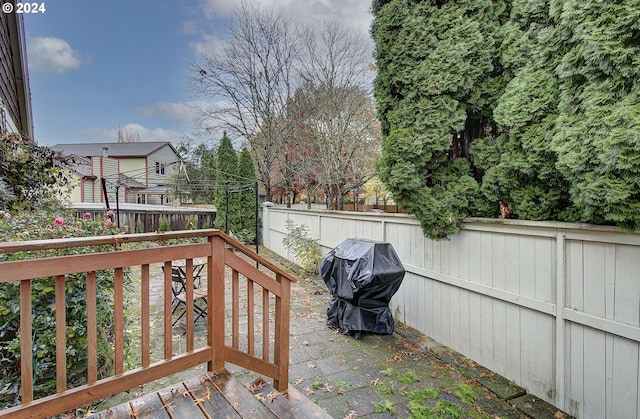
[155,162,166,176]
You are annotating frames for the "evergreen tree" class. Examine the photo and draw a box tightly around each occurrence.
[373,0,640,237]
[214,133,239,232]
[549,0,640,230]
[475,0,574,221]
[237,148,258,242]
[372,0,508,239]
[176,142,217,204]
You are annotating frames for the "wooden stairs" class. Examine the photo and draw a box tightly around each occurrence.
[89,369,331,418]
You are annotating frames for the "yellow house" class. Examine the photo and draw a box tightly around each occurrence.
[53,142,184,206]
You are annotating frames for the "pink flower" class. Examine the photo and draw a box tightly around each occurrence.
[83,212,91,219]
[104,219,113,227]
[54,217,64,226]
[105,210,115,217]
[3,213,10,219]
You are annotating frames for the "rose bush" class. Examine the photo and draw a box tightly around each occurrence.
[0,208,129,408]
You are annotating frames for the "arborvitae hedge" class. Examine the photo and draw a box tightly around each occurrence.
[372,0,640,239]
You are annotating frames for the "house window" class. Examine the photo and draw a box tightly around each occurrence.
[155,162,166,176]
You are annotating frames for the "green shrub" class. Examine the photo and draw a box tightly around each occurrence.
[282,219,320,273]
[158,218,171,232]
[186,216,197,230]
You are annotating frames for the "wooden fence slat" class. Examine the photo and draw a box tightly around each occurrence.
[247,277,255,356]
[185,258,194,352]
[114,268,124,375]
[232,269,239,349]
[262,289,269,362]
[20,279,33,404]
[163,261,172,360]
[86,271,98,384]
[55,275,67,393]
[141,264,150,367]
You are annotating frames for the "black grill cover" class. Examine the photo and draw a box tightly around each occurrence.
[320,239,405,339]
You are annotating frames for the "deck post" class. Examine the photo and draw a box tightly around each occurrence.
[209,234,226,371]
[273,273,290,392]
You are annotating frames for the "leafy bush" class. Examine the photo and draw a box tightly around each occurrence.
[0,209,128,408]
[282,219,320,273]
[229,228,255,245]
[158,218,171,232]
[135,220,144,233]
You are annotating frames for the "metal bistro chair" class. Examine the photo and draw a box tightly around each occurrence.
[166,261,207,327]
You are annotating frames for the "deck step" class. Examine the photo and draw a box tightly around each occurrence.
[247,377,332,419]
[87,369,329,418]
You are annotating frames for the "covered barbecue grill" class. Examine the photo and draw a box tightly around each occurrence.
[320,239,405,339]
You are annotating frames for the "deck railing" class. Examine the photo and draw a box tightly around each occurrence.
[0,229,296,419]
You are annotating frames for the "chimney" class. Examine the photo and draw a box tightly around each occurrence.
[102,146,109,158]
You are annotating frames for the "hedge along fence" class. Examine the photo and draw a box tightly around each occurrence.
[262,207,640,419]
[71,203,216,233]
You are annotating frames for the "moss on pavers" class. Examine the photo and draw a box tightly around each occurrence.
[314,394,353,418]
[510,394,575,419]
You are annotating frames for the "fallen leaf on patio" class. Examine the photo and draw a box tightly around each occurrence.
[344,411,358,419]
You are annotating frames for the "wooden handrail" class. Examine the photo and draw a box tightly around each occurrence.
[0,229,295,419]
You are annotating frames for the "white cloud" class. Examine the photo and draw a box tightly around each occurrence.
[28,37,86,74]
[136,101,199,123]
[191,0,373,52]
[197,0,371,27]
[79,123,185,143]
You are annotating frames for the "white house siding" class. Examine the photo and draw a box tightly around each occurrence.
[262,208,640,419]
[147,144,179,187]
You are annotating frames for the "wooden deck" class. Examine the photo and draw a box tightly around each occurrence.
[0,230,300,419]
[89,369,330,418]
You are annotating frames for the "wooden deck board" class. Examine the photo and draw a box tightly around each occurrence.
[93,401,133,418]
[88,369,285,419]
[182,375,242,418]
[207,370,277,418]
[128,392,171,419]
[156,384,204,419]
[247,377,332,419]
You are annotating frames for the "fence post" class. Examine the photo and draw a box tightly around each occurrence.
[555,229,566,410]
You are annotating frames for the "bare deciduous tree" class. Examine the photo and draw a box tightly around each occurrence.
[295,21,379,210]
[188,1,299,201]
[188,5,378,208]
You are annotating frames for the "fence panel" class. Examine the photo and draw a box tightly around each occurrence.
[263,207,640,419]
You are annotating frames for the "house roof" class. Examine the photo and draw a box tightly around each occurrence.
[51,142,180,159]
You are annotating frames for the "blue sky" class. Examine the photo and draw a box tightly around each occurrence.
[24,0,374,146]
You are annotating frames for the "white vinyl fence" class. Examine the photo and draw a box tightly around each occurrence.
[262,207,640,419]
